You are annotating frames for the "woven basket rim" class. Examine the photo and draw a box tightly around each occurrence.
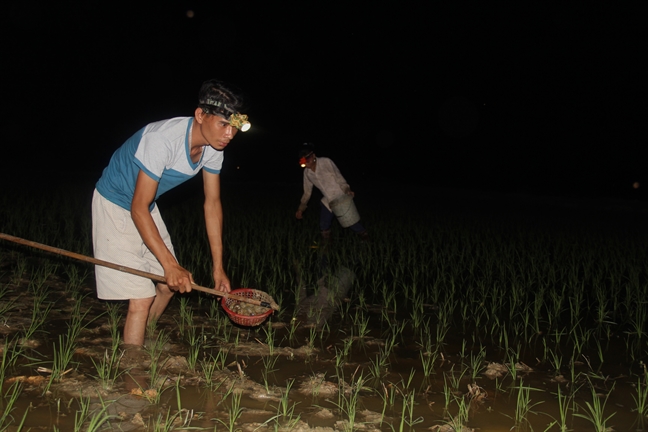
[221,288,273,325]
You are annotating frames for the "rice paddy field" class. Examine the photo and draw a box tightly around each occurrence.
[1,176,648,431]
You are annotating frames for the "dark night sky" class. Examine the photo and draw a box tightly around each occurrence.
[2,2,647,200]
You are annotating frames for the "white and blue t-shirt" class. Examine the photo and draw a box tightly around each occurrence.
[96,117,223,211]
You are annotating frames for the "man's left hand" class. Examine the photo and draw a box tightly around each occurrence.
[213,268,231,293]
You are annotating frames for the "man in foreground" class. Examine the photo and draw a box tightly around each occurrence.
[92,79,250,346]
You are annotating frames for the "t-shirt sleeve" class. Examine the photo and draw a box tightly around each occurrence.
[202,150,224,174]
[133,132,174,182]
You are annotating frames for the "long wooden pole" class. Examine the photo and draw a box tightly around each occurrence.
[0,233,279,310]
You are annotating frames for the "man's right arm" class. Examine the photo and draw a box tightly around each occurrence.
[296,173,314,217]
[131,170,193,292]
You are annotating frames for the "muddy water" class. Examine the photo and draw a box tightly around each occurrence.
[4,174,648,431]
[0,266,645,431]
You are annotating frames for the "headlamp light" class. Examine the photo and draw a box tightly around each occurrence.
[299,152,314,168]
[229,113,251,132]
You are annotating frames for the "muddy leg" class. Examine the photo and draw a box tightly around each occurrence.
[148,283,175,323]
[124,296,155,346]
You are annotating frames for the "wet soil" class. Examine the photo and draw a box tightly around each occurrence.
[1,258,646,432]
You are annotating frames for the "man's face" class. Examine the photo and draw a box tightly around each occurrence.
[197,112,238,150]
[302,153,316,169]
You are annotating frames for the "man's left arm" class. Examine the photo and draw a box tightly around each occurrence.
[203,170,231,293]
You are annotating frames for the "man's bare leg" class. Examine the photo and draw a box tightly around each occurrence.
[148,283,175,323]
[124,297,155,346]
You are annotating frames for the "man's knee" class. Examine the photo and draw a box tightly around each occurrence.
[156,283,174,297]
[128,297,155,313]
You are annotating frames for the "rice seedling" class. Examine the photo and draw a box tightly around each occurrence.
[272,289,286,321]
[205,296,220,321]
[400,368,417,391]
[334,346,346,372]
[261,355,279,392]
[231,328,242,348]
[200,351,228,391]
[319,320,331,342]
[368,353,389,385]
[22,297,52,342]
[146,315,159,342]
[375,382,397,426]
[145,330,171,396]
[409,298,426,331]
[287,318,300,346]
[261,322,276,356]
[378,305,392,330]
[444,365,466,393]
[68,294,93,342]
[43,332,79,394]
[90,345,126,390]
[178,297,196,337]
[632,371,648,419]
[9,254,27,287]
[0,381,28,431]
[439,392,470,432]
[0,285,17,318]
[570,326,593,360]
[328,373,365,432]
[466,345,486,380]
[398,390,424,431]
[272,379,300,427]
[417,329,434,356]
[592,338,606,373]
[27,266,51,298]
[420,350,437,378]
[216,318,234,344]
[547,347,563,376]
[306,326,317,350]
[73,394,117,432]
[435,318,450,352]
[574,380,616,432]
[505,343,523,381]
[0,337,23,389]
[551,384,574,432]
[105,302,123,345]
[185,324,203,372]
[213,390,243,432]
[351,309,370,340]
[149,408,180,432]
[173,375,188,417]
[506,380,544,430]
[306,303,323,325]
[63,264,89,293]
[337,295,353,322]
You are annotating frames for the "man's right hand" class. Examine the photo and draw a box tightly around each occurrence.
[164,263,194,293]
[295,210,303,219]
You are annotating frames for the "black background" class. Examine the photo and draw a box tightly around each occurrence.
[2,2,647,200]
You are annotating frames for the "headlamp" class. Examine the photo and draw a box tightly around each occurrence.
[229,113,251,132]
[199,97,251,132]
[299,152,314,168]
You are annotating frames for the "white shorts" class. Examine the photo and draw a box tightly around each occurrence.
[92,189,176,300]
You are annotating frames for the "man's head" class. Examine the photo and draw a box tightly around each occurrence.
[198,79,250,132]
[298,143,316,168]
